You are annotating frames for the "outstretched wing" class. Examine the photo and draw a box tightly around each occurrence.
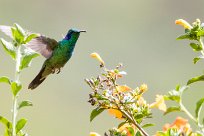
[26,36,59,58]
[0,25,58,58]
[0,25,13,38]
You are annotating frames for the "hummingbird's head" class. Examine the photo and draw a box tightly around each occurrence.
[64,28,86,40]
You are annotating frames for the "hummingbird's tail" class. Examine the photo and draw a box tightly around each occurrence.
[28,66,46,90]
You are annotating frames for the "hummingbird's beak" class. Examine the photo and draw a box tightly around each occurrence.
[80,30,86,33]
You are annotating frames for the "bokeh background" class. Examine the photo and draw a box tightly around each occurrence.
[0,0,204,135]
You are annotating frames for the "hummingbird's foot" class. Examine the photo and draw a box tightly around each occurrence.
[51,68,55,74]
[56,68,61,74]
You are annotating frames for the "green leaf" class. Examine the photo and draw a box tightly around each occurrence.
[135,131,142,136]
[20,48,39,70]
[4,128,12,136]
[189,43,202,51]
[176,34,191,40]
[0,76,11,84]
[12,24,25,44]
[0,38,16,59]
[195,98,204,119]
[187,74,204,85]
[0,116,12,129]
[18,100,33,110]
[90,107,105,122]
[127,127,135,135]
[118,122,126,128]
[11,81,22,96]
[24,33,38,43]
[193,55,204,64]
[197,29,204,36]
[14,23,25,36]
[164,106,181,115]
[166,90,181,102]
[142,123,154,128]
[16,118,27,134]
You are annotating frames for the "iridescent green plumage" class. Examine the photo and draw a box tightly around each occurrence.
[28,29,86,89]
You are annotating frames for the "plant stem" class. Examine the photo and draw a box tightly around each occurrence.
[121,110,149,136]
[199,38,204,56]
[12,45,21,136]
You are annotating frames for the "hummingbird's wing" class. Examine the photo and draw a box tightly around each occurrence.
[26,36,58,58]
[0,25,13,38]
[0,25,58,58]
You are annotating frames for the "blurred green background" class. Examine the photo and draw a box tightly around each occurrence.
[0,0,204,135]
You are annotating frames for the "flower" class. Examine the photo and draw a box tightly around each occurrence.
[175,19,192,29]
[90,52,105,66]
[108,109,123,119]
[139,84,148,93]
[116,85,131,92]
[118,123,136,136]
[159,117,193,135]
[150,95,167,112]
[90,132,101,136]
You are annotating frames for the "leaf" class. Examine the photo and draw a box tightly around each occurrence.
[164,106,181,115]
[142,123,154,128]
[14,23,25,36]
[12,24,25,44]
[195,98,204,119]
[127,127,135,136]
[24,33,38,43]
[0,76,11,84]
[187,75,204,85]
[20,48,39,70]
[18,100,33,110]
[16,118,27,134]
[0,38,16,59]
[197,29,204,36]
[90,107,105,122]
[193,55,204,64]
[135,131,142,136]
[118,122,126,128]
[189,43,202,51]
[0,116,12,129]
[176,34,191,40]
[11,81,22,96]
[4,128,12,136]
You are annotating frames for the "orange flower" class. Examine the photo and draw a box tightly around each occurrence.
[175,19,192,29]
[172,117,188,127]
[162,117,192,135]
[108,109,123,119]
[116,85,131,92]
[90,132,101,136]
[118,123,136,136]
[150,95,167,112]
[90,52,105,65]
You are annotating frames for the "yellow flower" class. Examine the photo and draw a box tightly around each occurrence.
[139,84,148,93]
[116,85,131,92]
[175,19,192,29]
[90,52,105,66]
[90,132,101,136]
[108,109,123,119]
[150,95,167,112]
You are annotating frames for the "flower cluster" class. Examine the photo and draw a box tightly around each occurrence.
[156,117,199,136]
[86,53,152,136]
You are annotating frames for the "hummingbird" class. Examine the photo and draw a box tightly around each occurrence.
[0,25,86,89]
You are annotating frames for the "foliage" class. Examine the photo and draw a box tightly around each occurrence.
[87,19,204,136]
[0,23,38,136]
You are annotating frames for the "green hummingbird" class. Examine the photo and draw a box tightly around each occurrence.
[0,26,86,89]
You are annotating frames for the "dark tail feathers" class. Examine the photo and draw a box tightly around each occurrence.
[28,67,46,90]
